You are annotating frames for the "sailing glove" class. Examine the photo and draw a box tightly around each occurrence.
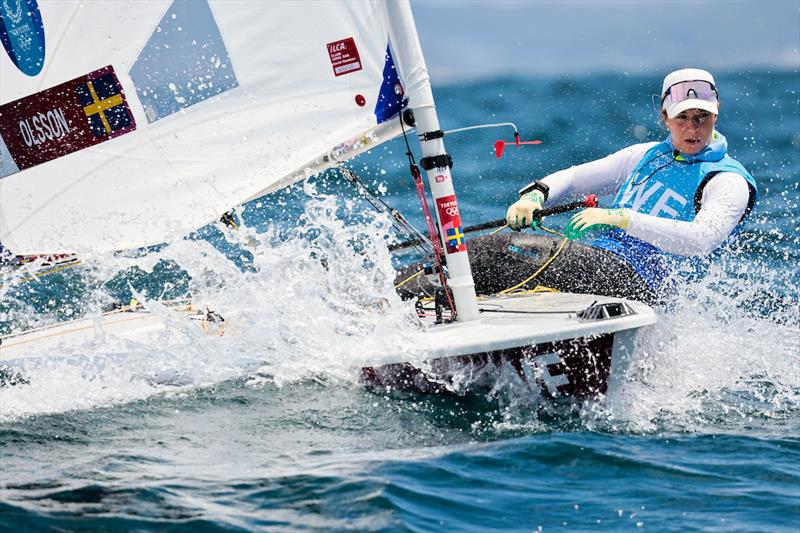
[506,190,545,229]
[565,208,630,240]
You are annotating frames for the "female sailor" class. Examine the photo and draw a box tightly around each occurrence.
[501,68,757,304]
[395,68,757,305]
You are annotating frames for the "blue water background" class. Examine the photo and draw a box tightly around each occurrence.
[1,71,799,531]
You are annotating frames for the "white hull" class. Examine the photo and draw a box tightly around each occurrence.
[1,292,656,399]
[362,292,656,399]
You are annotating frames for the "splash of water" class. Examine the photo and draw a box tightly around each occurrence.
[0,189,421,421]
[601,256,800,435]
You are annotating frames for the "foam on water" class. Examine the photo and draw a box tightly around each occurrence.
[604,253,800,434]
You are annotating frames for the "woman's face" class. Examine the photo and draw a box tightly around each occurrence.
[664,108,717,155]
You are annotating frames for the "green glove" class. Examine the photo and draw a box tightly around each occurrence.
[565,208,630,240]
[505,190,545,229]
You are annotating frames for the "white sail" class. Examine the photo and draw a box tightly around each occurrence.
[0,0,430,255]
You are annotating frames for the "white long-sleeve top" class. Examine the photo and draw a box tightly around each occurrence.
[523,143,752,256]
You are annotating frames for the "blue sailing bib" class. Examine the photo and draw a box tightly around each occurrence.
[592,132,757,292]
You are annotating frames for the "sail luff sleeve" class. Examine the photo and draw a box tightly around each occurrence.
[383,0,481,322]
[382,1,434,110]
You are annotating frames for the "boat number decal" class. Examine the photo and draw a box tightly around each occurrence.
[0,65,137,179]
[327,37,362,77]
[536,352,570,395]
[0,0,45,76]
[521,351,570,396]
[436,194,466,254]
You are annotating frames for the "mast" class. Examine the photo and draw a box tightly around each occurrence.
[384,1,480,322]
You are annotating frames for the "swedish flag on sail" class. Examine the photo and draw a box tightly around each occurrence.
[75,73,132,137]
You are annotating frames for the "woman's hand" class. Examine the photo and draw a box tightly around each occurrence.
[565,208,630,239]
[505,190,545,229]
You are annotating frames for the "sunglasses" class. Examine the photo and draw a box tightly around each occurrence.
[662,80,718,104]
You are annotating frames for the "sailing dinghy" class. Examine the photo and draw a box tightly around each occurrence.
[0,0,656,399]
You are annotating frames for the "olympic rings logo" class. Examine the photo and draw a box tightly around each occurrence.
[445,206,459,217]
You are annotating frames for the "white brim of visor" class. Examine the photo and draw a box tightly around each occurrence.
[664,98,719,119]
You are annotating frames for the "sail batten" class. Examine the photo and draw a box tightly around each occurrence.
[0,0,429,255]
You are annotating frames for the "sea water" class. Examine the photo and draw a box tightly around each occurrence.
[1,71,798,531]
